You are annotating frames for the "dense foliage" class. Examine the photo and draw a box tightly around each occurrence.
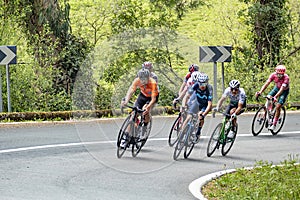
[0,0,299,112]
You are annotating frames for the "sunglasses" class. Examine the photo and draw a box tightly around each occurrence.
[231,88,239,91]
[199,82,207,86]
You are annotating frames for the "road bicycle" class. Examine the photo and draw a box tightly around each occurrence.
[251,95,286,136]
[116,104,152,158]
[207,110,237,157]
[173,113,199,160]
[168,103,187,147]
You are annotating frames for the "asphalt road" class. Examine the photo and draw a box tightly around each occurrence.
[0,112,299,200]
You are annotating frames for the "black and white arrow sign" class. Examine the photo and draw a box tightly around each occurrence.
[199,46,231,63]
[0,46,17,65]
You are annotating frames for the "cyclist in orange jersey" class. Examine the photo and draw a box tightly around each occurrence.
[121,68,159,126]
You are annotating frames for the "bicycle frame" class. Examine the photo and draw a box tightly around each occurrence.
[173,113,199,160]
[207,110,237,157]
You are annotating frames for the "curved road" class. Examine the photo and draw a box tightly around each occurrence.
[0,112,299,200]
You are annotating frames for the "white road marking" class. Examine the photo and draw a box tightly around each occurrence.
[1,131,299,154]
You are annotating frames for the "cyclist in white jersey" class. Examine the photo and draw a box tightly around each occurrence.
[213,80,247,138]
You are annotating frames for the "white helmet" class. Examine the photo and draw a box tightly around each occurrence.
[191,71,201,82]
[229,80,240,89]
[198,73,209,83]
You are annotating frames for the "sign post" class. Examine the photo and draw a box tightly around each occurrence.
[0,45,17,112]
[199,46,232,103]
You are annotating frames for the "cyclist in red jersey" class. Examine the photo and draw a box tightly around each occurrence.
[174,64,199,104]
[255,65,289,130]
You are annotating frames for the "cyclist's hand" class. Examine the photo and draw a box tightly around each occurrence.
[212,107,218,112]
[272,96,278,102]
[231,113,236,119]
[121,98,127,107]
[180,106,186,113]
[255,91,261,97]
[143,105,150,115]
[173,98,180,105]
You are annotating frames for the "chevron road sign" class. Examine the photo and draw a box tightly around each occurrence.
[199,46,231,63]
[0,46,17,65]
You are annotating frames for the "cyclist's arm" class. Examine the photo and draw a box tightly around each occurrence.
[182,92,191,108]
[258,81,271,94]
[144,96,157,114]
[178,81,186,96]
[202,100,212,117]
[123,79,138,104]
[216,96,226,110]
[235,102,244,115]
[274,86,285,100]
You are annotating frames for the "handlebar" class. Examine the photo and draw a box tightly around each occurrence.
[212,109,231,118]
[256,95,274,102]
[121,102,145,114]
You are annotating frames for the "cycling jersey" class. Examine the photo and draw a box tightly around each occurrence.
[222,87,247,106]
[131,77,159,98]
[184,72,192,83]
[188,82,213,105]
[267,73,289,90]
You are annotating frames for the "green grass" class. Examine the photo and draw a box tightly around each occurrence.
[202,158,300,200]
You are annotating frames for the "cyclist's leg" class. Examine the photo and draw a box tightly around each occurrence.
[273,89,289,126]
[196,106,206,137]
[182,98,198,132]
[267,87,279,111]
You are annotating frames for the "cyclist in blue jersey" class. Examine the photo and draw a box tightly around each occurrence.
[181,73,213,143]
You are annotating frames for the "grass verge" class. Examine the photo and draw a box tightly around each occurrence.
[202,157,300,200]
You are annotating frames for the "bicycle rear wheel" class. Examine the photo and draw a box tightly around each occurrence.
[251,107,267,136]
[183,125,195,159]
[117,117,132,158]
[168,114,183,147]
[221,124,238,156]
[270,106,286,135]
[173,131,186,160]
[207,123,222,157]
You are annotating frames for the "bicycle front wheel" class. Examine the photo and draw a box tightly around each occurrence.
[117,116,132,158]
[221,124,238,156]
[173,131,186,160]
[251,107,267,136]
[207,123,222,157]
[168,114,182,147]
[183,125,195,159]
[270,106,286,135]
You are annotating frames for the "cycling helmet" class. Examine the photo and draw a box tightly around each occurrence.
[138,68,150,79]
[275,65,286,74]
[188,64,199,73]
[229,80,240,89]
[142,61,153,70]
[191,71,201,82]
[198,73,209,83]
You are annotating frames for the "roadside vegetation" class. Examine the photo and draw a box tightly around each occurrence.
[0,0,300,114]
[202,157,300,199]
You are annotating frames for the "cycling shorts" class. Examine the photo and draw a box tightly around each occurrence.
[225,99,247,116]
[134,93,159,109]
[268,86,289,105]
[187,98,207,115]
